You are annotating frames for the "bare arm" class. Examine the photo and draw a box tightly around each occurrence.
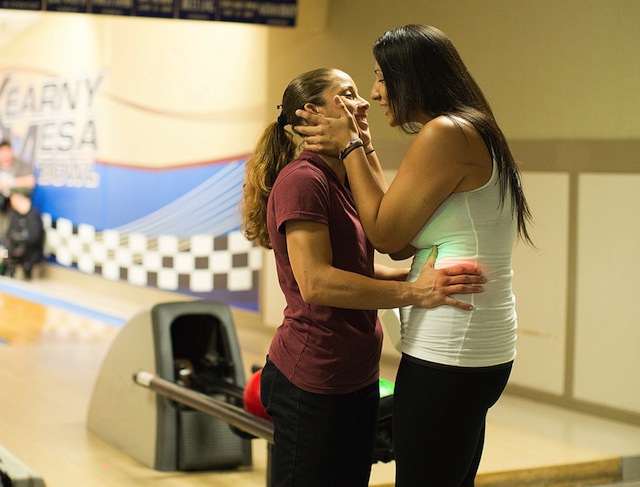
[286,220,484,311]
[341,119,467,253]
[374,263,409,282]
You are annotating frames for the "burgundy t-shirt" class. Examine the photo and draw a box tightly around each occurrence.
[266,151,382,394]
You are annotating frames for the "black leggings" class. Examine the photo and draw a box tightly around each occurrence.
[393,354,512,487]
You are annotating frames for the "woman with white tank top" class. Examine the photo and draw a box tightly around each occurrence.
[296,24,533,487]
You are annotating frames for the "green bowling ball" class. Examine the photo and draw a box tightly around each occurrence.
[379,378,395,398]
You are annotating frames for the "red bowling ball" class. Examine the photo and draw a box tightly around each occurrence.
[243,369,270,420]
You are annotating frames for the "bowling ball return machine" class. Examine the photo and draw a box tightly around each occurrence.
[88,300,252,472]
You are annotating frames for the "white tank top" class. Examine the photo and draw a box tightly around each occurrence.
[401,160,517,367]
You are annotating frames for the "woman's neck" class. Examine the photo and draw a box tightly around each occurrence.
[318,153,346,183]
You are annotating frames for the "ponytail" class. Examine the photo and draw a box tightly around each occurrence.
[241,122,297,249]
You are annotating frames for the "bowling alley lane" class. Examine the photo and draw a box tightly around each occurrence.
[0,292,48,344]
[0,291,119,345]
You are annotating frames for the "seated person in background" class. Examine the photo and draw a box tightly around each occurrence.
[0,139,36,237]
[2,191,45,280]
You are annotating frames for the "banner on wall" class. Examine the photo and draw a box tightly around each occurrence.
[0,0,298,26]
[0,66,262,310]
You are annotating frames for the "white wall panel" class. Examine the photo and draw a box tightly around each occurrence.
[574,174,640,413]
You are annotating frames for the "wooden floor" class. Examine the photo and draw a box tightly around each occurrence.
[1,269,640,487]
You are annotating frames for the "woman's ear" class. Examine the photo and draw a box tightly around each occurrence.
[302,102,320,114]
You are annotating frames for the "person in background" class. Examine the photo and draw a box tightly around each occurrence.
[0,139,36,234]
[0,139,35,206]
[241,67,487,487]
[295,25,533,487]
[0,139,40,278]
[2,190,45,279]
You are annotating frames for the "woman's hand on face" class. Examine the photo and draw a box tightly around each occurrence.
[295,96,360,156]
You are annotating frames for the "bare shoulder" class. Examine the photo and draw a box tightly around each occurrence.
[412,115,479,158]
[420,115,482,145]
[412,115,491,191]
[402,117,471,174]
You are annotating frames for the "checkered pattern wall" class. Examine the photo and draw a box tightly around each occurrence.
[42,213,262,293]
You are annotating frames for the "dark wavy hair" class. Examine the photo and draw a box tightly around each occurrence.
[373,24,533,244]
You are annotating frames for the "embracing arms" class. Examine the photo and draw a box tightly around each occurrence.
[286,220,484,311]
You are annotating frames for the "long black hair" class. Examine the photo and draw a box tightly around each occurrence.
[374,24,533,245]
